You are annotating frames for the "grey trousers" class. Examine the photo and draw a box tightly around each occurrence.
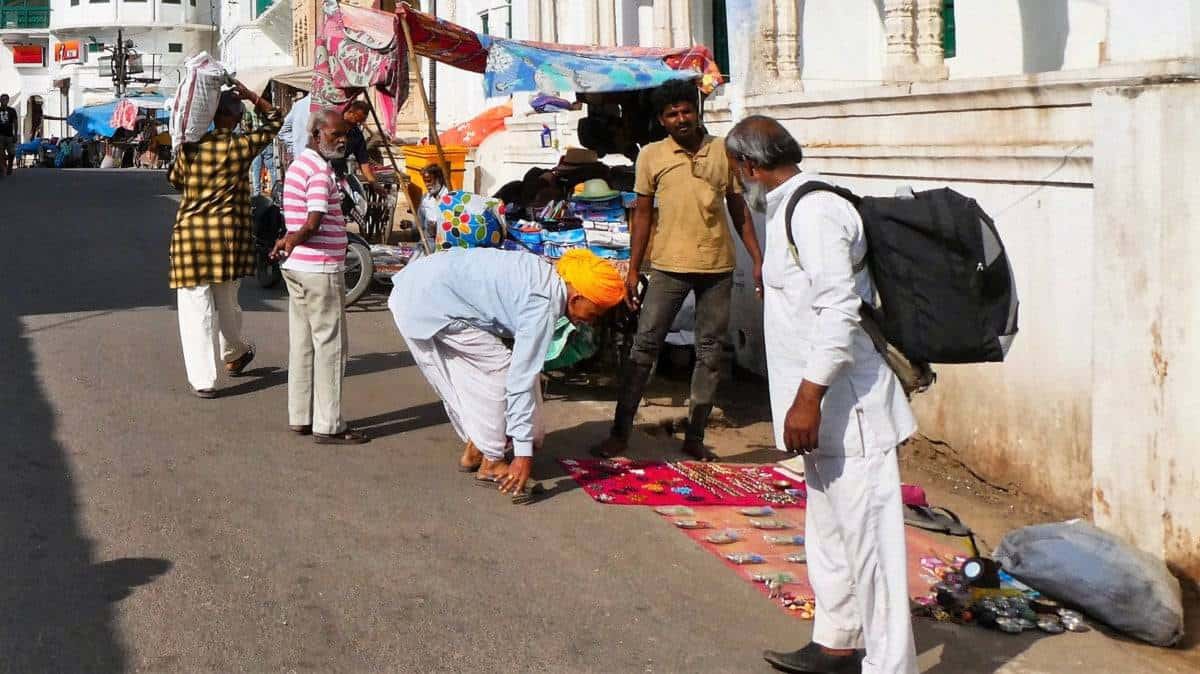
[612,269,732,443]
[283,270,348,435]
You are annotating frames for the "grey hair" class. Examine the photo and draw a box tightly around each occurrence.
[307,107,342,137]
[725,115,803,170]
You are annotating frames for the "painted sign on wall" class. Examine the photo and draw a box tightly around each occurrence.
[54,40,83,65]
[12,44,45,67]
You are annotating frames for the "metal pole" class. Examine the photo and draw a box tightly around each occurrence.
[116,29,125,97]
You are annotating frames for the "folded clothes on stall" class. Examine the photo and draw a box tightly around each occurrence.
[543,227,588,259]
[588,244,631,261]
[510,221,545,254]
[570,200,626,222]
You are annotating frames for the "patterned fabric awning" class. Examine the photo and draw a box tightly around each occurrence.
[399,4,488,73]
[396,5,722,96]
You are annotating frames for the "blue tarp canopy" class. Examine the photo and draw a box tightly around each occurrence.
[67,93,169,138]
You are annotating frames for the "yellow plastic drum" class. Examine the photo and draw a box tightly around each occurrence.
[402,144,467,191]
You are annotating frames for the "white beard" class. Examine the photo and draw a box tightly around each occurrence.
[744,178,769,213]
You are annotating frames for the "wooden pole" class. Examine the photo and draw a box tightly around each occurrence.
[398,4,451,181]
[363,97,435,255]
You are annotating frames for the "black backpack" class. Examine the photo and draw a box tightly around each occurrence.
[784,182,1018,394]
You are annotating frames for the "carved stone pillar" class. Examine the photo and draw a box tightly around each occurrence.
[670,0,691,48]
[598,0,617,46]
[586,0,601,45]
[883,0,918,81]
[757,0,779,79]
[528,0,541,41]
[653,0,672,48]
[915,0,948,79]
[541,0,558,42]
[775,0,801,82]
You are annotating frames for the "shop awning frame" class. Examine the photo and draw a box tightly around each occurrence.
[397,5,723,96]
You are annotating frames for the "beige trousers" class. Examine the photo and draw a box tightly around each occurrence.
[283,270,348,435]
[177,280,252,391]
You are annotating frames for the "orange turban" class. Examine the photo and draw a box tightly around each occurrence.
[555,249,626,310]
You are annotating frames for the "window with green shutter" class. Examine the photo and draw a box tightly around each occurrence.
[942,0,956,58]
[255,0,273,17]
[712,0,730,82]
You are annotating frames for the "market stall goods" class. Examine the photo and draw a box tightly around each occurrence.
[397,5,723,97]
[559,458,807,508]
[312,1,407,136]
[672,504,973,622]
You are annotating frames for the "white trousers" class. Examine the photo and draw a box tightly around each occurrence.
[177,280,251,391]
[402,323,544,460]
[283,270,348,435]
[804,448,918,674]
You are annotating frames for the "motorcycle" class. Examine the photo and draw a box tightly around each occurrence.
[251,183,375,307]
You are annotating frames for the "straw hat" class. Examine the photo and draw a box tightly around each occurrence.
[573,178,620,201]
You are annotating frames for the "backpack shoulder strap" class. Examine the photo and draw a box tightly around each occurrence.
[782,181,864,272]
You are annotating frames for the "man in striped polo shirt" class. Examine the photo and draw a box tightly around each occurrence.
[271,109,368,444]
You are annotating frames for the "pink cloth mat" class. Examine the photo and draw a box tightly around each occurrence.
[560,458,929,509]
[670,505,969,620]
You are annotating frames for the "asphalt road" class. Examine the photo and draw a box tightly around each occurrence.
[1,170,1192,674]
[0,169,806,673]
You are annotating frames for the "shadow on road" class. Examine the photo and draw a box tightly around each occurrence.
[346,350,414,377]
[353,401,449,439]
[0,172,178,669]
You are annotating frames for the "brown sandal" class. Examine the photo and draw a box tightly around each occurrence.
[226,346,256,377]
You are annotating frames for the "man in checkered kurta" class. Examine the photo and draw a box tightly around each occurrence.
[169,81,281,397]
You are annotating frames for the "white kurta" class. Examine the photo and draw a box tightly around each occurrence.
[762,172,918,674]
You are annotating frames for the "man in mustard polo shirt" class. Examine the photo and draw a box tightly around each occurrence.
[594,79,763,461]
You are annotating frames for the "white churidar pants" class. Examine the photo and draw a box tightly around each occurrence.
[176,280,251,391]
[804,448,918,674]
[283,270,348,436]
[401,323,543,460]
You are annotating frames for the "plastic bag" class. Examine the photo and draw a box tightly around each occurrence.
[994,520,1184,646]
[170,52,227,148]
[435,191,506,250]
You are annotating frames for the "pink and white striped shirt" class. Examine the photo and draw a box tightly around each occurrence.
[281,149,347,273]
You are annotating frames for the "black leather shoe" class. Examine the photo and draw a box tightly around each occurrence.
[763,643,864,673]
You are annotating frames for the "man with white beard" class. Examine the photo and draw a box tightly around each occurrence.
[270,110,368,445]
[725,115,918,674]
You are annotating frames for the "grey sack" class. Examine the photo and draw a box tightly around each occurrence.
[994,520,1184,647]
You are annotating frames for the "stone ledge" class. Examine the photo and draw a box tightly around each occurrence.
[707,59,1200,120]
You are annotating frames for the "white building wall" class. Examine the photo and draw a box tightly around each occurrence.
[51,0,214,30]
[947,0,1109,79]
[797,0,885,91]
[429,0,532,130]
[1091,82,1200,583]
[1107,0,1200,63]
[705,0,1200,582]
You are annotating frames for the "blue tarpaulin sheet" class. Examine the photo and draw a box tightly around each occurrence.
[482,39,701,98]
[67,94,168,138]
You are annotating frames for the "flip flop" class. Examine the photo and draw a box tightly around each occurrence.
[473,475,546,504]
[511,482,545,505]
[458,461,482,473]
